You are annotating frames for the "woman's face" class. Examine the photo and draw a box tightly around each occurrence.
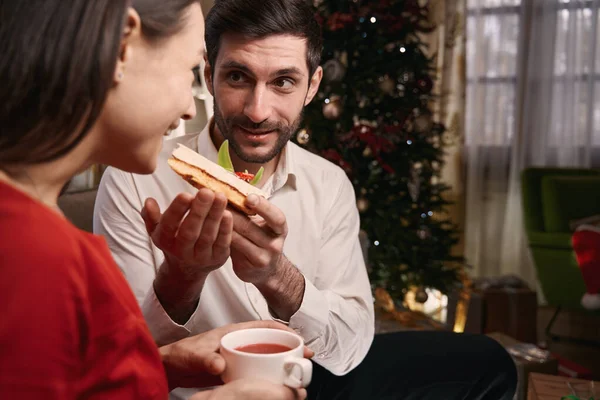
[95,3,204,174]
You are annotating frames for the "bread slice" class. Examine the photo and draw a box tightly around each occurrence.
[168,144,267,215]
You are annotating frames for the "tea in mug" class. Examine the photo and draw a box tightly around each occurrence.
[235,343,292,354]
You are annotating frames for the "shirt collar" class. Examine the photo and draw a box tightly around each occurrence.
[195,119,297,194]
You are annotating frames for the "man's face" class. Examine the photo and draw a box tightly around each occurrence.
[207,33,321,164]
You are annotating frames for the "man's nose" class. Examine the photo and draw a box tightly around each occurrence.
[243,85,271,124]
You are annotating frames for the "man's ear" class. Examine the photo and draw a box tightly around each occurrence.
[304,66,323,106]
[204,56,215,96]
[113,7,142,84]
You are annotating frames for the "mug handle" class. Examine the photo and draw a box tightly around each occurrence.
[283,357,313,388]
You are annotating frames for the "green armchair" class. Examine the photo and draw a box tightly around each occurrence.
[522,168,600,347]
[521,167,600,310]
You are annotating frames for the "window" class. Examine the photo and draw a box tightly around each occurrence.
[466,0,600,155]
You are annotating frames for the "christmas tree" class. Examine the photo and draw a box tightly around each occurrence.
[295,0,465,303]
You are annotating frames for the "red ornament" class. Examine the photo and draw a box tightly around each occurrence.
[327,12,355,31]
[417,76,433,93]
[321,149,352,174]
[314,13,325,27]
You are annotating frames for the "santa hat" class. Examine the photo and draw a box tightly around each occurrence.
[572,225,600,310]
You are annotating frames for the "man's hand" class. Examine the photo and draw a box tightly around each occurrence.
[160,320,313,391]
[230,195,305,321]
[229,194,288,284]
[141,189,233,323]
[190,379,307,400]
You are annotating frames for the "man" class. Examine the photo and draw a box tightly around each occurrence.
[94,0,517,399]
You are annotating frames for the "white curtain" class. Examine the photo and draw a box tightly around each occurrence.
[464,0,600,292]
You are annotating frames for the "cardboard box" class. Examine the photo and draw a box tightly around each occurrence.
[484,288,538,343]
[527,372,597,400]
[488,332,559,400]
[448,287,537,343]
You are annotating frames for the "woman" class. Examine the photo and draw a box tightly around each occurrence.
[0,1,306,399]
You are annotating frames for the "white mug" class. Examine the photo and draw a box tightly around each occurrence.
[220,328,312,388]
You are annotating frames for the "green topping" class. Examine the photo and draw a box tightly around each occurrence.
[217,140,234,173]
[217,139,263,186]
[249,167,264,186]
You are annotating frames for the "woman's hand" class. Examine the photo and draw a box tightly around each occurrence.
[160,320,314,390]
[189,379,307,400]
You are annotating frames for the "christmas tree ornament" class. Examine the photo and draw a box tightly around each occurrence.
[417,225,431,240]
[379,75,395,94]
[339,51,348,66]
[357,197,370,212]
[323,95,343,120]
[396,84,406,96]
[296,129,310,145]
[323,59,347,83]
[417,76,433,93]
[415,288,429,303]
[414,114,433,132]
[400,71,414,84]
[408,164,421,201]
[363,147,373,157]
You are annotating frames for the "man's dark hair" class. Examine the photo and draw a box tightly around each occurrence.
[0,0,200,166]
[205,0,323,78]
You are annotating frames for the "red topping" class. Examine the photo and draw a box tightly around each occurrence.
[235,171,254,183]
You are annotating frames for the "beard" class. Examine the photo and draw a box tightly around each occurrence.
[212,100,303,164]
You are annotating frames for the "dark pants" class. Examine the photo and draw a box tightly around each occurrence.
[307,331,517,400]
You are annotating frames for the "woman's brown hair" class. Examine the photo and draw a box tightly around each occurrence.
[0,0,200,166]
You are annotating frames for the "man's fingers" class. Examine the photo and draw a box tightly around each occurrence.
[231,230,266,267]
[231,211,277,249]
[211,210,233,258]
[141,198,161,235]
[244,195,287,236]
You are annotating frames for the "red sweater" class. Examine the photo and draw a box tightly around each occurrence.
[0,182,168,399]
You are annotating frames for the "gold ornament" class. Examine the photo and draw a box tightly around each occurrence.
[415,288,429,304]
[414,114,433,132]
[357,197,369,212]
[379,75,395,94]
[296,129,310,145]
[363,147,373,157]
[323,95,343,120]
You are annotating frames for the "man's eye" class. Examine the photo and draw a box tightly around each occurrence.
[228,72,245,83]
[275,78,294,89]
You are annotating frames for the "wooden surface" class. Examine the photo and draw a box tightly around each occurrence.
[527,372,596,400]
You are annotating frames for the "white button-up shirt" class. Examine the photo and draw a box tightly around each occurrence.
[94,124,374,394]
